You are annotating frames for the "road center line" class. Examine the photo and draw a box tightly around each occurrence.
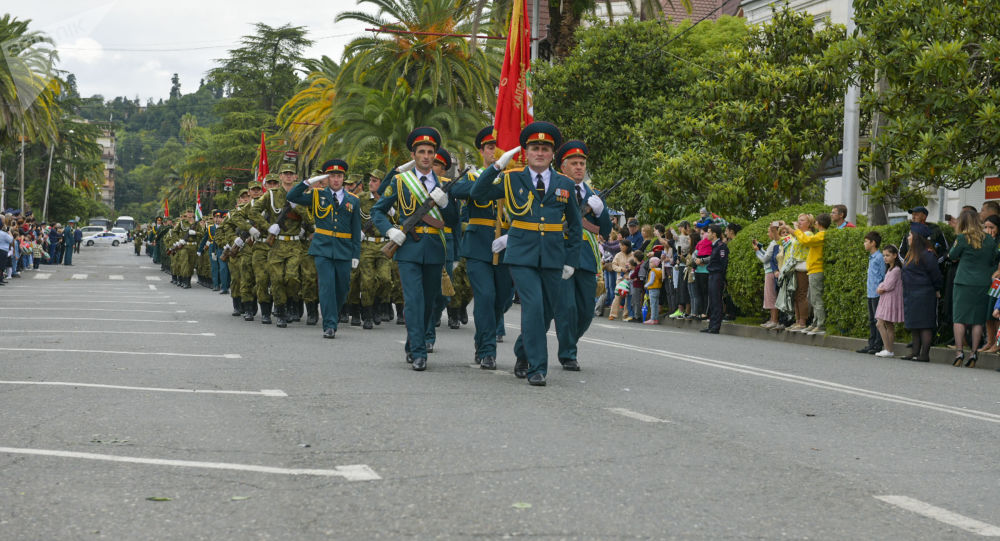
[145,276,161,281]
[2,307,185,314]
[605,407,671,423]
[577,335,1000,425]
[0,298,173,305]
[874,495,1000,536]
[0,294,171,299]
[0,330,214,337]
[109,275,124,280]
[149,284,157,290]
[0,317,196,324]
[0,447,380,480]
[0,381,285,397]
[0,347,239,358]
[32,273,51,280]
[71,274,88,280]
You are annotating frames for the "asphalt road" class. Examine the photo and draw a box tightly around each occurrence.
[2,245,999,540]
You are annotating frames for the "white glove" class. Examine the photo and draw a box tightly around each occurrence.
[249,227,260,239]
[429,187,448,208]
[352,258,359,269]
[188,229,196,236]
[491,234,508,253]
[178,240,186,247]
[387,228,406,246]
[267,224,280,236]
[196,252,202,257]
[234,238,244,248]
[223,244,230,251]
[305,174,328,186]
[452,261,459,271]
[494,147,521,170]
[387,208,396,217]
[587,194,604,215]
[562,265,575,280]
[397,160,416,173]
[299,228,305,236]
[288,201,298,208]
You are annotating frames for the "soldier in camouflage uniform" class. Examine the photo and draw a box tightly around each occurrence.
[133,226,143,255]
[171,210,201,289]
[229,180,265,321]
[348,171,394,329]
[220,188,251,316]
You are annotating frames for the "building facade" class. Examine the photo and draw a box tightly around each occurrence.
[95,128,116,209]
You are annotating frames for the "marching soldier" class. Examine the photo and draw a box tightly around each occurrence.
[198,209,230,293]
[371,127,458,371]
[133,225,143,256]
[553,140,612,371]
[246,175,280,323]
[344,174,365,327]
[450,125,513,369]
[171,210,201,289]
[428,147,460,344]
[352,170,394,330]
[230,180,265,321]
[287,159,361,338]
[221,187,251,315]
[470,121,582,386]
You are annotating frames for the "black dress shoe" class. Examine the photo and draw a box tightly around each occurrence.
[323,329,336,339]
[513,357,529,379]
[900,354,916,360]
[480,356,496,370]
[700,328,719,334]
[496,335,504,343]
[406,353,414,364]
[412,357,427,371]
[856,347,873,354]
[527,373,546,386]
[561,359,581,371]
[426,342,434,354]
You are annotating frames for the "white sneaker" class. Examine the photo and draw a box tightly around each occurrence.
[875,349,894,357]
[760,322,775,329]
[807,327,826,336]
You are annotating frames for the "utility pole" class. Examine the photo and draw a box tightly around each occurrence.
[0,149,5,211]
[841,0,860,225]
[42,144,54,222]
[531,0,539,61]
[19,129,26,211]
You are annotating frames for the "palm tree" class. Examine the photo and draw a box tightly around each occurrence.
[276,56,341,165]
[0,15,61,146]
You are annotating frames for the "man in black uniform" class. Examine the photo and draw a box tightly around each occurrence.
[699,224,729,334]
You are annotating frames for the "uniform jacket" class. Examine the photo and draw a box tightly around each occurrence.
[470,165,581,270]
[707,239,729,274]
[451,169,508,263]
[569,181,613,273]
[370,170,460,265]
[287,181,361,261]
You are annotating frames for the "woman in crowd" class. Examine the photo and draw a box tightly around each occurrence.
[980,215,1000,353]
[659,230,677,315]
[670,221,692,318]
[608,239,633,320]
[901,224,944,362]
[786,214,813,332]
[754,222,782,329]
[599,231,622,316]
[947,209,997,367]
[691,225,712,320]
[874,244,903,357]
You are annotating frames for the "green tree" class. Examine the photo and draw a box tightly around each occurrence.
[853,0,1000,213]
[0,14,61,146]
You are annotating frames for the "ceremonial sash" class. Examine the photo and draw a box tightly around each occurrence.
[399,170,447,247]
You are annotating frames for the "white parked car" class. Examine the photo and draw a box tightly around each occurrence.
[78,225,107,236]
[83,231,123,247]
[111,227,128,240]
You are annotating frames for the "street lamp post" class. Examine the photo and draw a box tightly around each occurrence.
[841,0,860,225]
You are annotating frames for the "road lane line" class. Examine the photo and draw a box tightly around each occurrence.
[109,275,124,280]
[606,408,671,423]
[0,381,285,397]
[145,276,161,281]
[0,317,196,324]
[149,284,157,290]
[0,299,174,305]
[576,335,1000,425]
[874,496,1000,536]
[0,447,380,480]
[32,273,51,280]
[71,274,88,280]
[0,347,236,358]
[0,330,214,337]
[0,295,171,299]
[4,307,185,314]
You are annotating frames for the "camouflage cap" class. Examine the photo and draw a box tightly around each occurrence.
[346,173,362,185]
[368,169,385,181]
[278,163,296,174]
[247,180,262,190]
[264,173,280,183]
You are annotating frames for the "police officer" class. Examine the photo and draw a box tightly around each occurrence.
[372,127,458,371]
[470,121,582,386]
[450,125,513,369]
[287,159,361,338]
[698,224,729,334]
[554,140,612,371]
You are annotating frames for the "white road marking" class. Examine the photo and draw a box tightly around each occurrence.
[591,322,684,334]
[0,381,285,397]
[32,273,51,280]
[0,317,196,324]
[874,496,1000,536]
[0,330,214,337]
[5,307,184,314]
[605,407,671,423]
[576,335,1000,425]
[0,447,380,480]
[0,298,173,305]
[109,275,124,280]
[0,294,171,300]
[149,284,157,290]
[145,275,161,281]
[0,347,236,358]
[71,274,87,280]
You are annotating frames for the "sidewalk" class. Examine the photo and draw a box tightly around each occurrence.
[654,316,1000,371]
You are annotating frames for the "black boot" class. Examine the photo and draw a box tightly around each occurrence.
[306,302,319,326]
[395,303,406,325]
[447,307,460,329]
[231,297,242,316]
[248,300,258,318]
[290,299,302,322]
[182,276,191,289]
[171,274,178,285]
[275,302,287,328]
[350,304,362,326]
[459,303,469,325]
[260,302,272,324]
[372,302,382,325]
[362,305,374,330]
[339,305,349,323]
[243,301,255,321]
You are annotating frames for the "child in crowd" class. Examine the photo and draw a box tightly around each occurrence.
[754,222,782,329]
[860,231,886,354]
[627,251,646,322]
[644,256,663,324]
[874,244,903,357]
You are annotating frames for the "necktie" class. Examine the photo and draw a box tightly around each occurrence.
[577,186,584,206]
[331,189,339,209]
[421,175,429,194]
[536,174,545,200]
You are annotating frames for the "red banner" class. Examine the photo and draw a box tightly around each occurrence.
[164,198,170,217]
[986,176,1000,200]
[256,132,269,185]
[493,0,533,154]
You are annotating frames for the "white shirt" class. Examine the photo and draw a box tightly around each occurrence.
[415,170,438,194]
[527,167,551,193]
[331,188,345,205]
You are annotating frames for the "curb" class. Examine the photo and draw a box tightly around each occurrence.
[652,316,1000,371]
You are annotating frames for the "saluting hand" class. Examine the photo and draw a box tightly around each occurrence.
[495,147,521,170]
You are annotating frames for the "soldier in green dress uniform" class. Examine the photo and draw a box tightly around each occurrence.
[470,121,582,386]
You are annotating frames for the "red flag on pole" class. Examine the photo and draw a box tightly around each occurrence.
[164,198,170,217]
[256,132,269,185]
[493,0,533,154]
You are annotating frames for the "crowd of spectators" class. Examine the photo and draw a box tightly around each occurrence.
[1,211,82,284]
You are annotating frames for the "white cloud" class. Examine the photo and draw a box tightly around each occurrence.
[59,37,104,64]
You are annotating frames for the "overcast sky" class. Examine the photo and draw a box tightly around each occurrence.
[7,1,373,103]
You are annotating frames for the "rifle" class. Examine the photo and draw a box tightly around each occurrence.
[382,167,470,258]
[580,176,626,234]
